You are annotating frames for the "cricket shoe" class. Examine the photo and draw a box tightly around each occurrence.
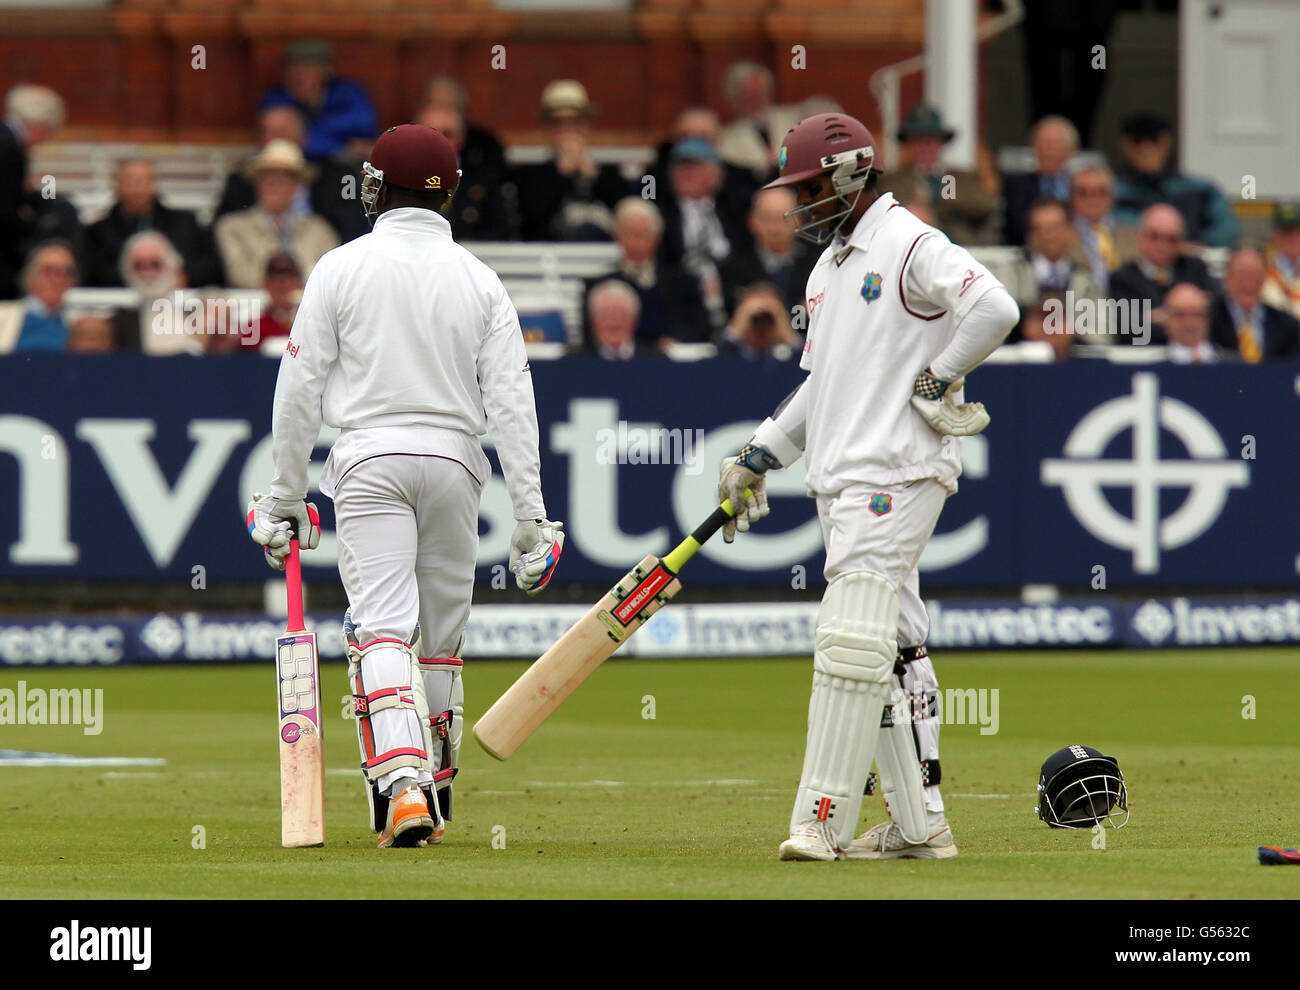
[377,785,435,849]
[845,817,958,860]
[417,786,446,847]
[778,820,846,862]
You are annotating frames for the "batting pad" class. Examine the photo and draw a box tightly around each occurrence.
[791,570,899,847]
[876,692,928,844]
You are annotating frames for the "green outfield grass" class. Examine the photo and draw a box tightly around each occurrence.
[1,649,1297,899]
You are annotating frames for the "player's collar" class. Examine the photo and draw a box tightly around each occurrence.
[374,207,453,237]
[833,192,896,262]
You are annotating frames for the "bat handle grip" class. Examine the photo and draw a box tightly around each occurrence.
[285,538,305,632]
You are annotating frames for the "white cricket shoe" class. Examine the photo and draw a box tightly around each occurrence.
[778,819,845,862]
[845,817,958,860]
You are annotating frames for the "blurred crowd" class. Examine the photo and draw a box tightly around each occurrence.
[2,40,1297,363]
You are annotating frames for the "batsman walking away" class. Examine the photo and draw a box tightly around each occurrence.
[247,124,565,850]
[717,113,1020,862]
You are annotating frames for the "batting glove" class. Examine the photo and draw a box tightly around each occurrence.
[718,443,779,543]
[246,493,321,571]
[909,370,990,437]
[510,519,565,595]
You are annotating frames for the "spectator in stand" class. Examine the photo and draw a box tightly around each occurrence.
[1001,115,1078,248]
[1109,204,1216,344]
[879,104,997,246]
[1019,293,1076,361]
[421,75,509,197]
[1163,282,1231,364]
[1210,247,1300,362]
[215,105,367,243]
[651,107,758,225]
[659,137,750,334]
[719,186,814,318]
[1,85,69,299]
[584,198,706,345]
[513,80,628,241]
[0,240,76,352]
[260,40,377,163]
[1113,112,1238,248]
[415,103,511,240]
[715,61,801,183]
[66,310,118,353]
[214,140,339,289]
[716,283,801,361]
[86,159,218,288]
[1002,200,1102,318]
[585,279,654,360]
[112,230,196,354]
[1263,201,1300,321]
[1067,163,1136,293]
[252,251,303,345]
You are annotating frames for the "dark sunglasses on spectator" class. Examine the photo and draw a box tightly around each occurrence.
[1143,230,1181,242]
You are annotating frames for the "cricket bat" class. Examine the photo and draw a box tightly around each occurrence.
[473,495,744,760]
[277,538,325,847]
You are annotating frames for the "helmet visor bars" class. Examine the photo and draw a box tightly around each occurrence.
[782,146,875,246]
[360,161,384,223]
[1038,768,1130,829]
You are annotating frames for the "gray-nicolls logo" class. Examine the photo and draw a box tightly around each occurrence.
[49,920,151,970]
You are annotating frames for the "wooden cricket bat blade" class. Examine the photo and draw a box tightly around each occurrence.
[278,540,325,847]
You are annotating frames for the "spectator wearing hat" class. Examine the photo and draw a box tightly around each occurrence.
[1113,112,1238,248]
[2,85,69,299]
[215,105,368,244]
[0,240,76,352]
[1001,115,1079,248]
[1209,247,1300,362]
[650,107,758,229]
[87,158,218,287]
[878,104,997,246]
[512,80,629,241]
[214,140,339,289]
[1108,204,1216,345]
[1262,201,1300,321]
[715,61,802,183]
[252,252,304,344]
[1163,282,1232,364]
[260,39,378,163]
[415,102,511,240]
[718,186,815,319]
[1066,163,1136,293]
[583,198,707,345]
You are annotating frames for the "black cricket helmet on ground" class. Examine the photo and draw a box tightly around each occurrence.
[1036,744,1130,829]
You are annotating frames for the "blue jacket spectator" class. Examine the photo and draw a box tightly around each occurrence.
[260,40,377,162]
[1113,112,1238,249]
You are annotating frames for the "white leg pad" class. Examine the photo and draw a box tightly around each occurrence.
[791,570,899,848]
[876,688,929,844]
[348,639,434,795]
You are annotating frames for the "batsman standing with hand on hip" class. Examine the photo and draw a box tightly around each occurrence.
[247,125,564,849]
[718,113,1018,861]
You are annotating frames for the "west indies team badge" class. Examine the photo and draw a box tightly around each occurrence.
[861,272,883,302]
[868,493,892,516]
[778,145,788,169]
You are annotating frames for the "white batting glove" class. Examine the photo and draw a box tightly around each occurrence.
[509,519,565,595]
[718,443,778,543]
[909,370,990,437]
[246,493,321,571]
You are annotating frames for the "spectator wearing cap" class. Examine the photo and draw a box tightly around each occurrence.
[260,40,378,163]
[1163,282,1231,364]
[583,198,707,345]
[415,103,511,240]
[1000,116,1078,248]
[1262,201,1300,321]
[650,107,758,229]
[214,140,339,289]
[878,104,998,246]
[215,105,367,244]
[253,252,303,343]
[718,186,814,319]
[512,80,629,241]
[1108,204,1216,345]
[87,158,218,288]
[715,61,802,182]
[1113,112,1238,248]
[1209,247,1300,362]
[585,279,656,360]
[0,240,77,351]
[1066,163,1136,292]
[1002,200,1103,325]
[716,283,801,361]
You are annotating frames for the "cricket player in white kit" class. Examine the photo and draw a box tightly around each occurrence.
[247,125,564,849]
[719,113,1019,861]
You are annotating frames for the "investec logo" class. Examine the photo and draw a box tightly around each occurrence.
[1041,373,1248,572]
